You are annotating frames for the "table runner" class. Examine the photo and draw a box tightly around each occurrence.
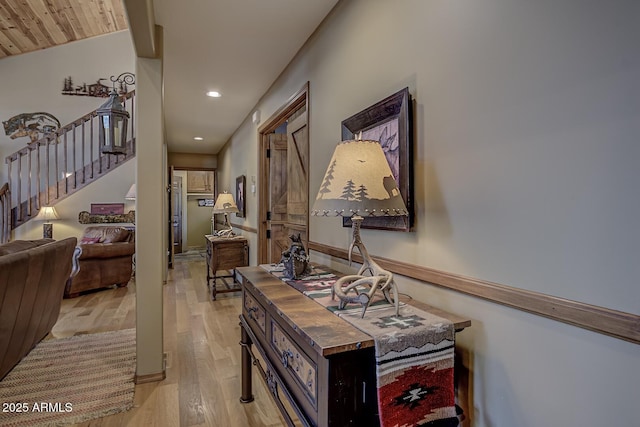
[263,265,459,427]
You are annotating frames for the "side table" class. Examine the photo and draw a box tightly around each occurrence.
[205,235,248,300]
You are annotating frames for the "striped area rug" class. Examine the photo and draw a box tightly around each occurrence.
[0,329,136,427]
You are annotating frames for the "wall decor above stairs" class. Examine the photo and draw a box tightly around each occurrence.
[78,210,135,224]
[2,112,60,143]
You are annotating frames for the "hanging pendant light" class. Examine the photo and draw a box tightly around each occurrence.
[98,72,135,155]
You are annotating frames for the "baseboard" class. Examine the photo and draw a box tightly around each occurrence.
[135,370,166,384]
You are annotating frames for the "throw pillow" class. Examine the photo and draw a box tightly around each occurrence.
[80,236,101,244]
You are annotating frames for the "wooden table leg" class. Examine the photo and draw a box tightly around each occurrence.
[240,322,254,403]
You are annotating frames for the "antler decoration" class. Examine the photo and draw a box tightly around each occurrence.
[331,215,399,317]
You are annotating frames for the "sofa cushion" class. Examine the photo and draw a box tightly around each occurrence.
[0,239,54,256]
[78,242,136,259]
[102,228,129,243]
[82,226,131,244]
[80,236,101,244]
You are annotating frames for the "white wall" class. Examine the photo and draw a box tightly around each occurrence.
[0,31,136,183]
[0,31,137,239]
[173,169,213,250]
[219,1,640,426]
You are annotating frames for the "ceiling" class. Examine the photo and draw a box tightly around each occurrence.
[0,0,128,57]
[0,0,338,155]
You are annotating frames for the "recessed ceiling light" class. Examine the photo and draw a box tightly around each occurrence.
[193,137,203,141]
[206,91,221,98]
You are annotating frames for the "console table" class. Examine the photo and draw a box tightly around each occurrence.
[237,266,471,427]
[205,235,248,300]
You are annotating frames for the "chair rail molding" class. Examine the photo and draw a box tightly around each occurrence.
[308,241,640,345]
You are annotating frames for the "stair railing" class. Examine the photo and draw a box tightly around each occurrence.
[0,182,9,243]
[4,91,135,229]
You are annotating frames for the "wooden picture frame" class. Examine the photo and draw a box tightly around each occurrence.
[90,203,124,215]
[341,87,413,231]
[236,175,246,218]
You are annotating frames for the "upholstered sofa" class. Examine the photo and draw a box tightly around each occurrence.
[64,226,135,298]
[0,237,78,380]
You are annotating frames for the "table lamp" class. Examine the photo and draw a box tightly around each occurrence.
[124,184,136,200]
[311,139,408,317]
[212,192,239,238]
[35,206,60,238]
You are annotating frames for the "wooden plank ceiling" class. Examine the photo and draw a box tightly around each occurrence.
[0,0,128,59]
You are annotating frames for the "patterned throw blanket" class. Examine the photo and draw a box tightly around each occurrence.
[263,265,459,427]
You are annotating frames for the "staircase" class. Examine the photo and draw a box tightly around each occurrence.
[1,91,135,241]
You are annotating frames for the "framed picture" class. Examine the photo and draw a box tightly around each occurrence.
[90,203,124,215]
[236,175,246,218]
[341,87,413,231]
[197,199,214,207]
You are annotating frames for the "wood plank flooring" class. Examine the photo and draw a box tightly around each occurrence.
[51,251,287,427]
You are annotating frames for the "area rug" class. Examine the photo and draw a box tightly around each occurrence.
[0,328,136,427]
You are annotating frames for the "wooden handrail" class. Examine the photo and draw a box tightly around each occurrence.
[0,183,10,243]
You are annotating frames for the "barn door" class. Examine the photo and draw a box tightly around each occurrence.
[285,113,308,248]
[266,112,308,264]
[258,83,309,264]
[268,133,288,263]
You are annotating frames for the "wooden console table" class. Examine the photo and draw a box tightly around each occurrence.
[237,266,471,427]
[205,235,248,300]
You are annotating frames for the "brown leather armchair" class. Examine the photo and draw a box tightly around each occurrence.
[64,226,135,298]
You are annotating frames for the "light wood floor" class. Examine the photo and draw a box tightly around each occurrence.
[51,251,287,427]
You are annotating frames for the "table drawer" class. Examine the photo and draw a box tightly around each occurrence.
[270,319,318,409]
[212,241,247,271]
[243,290,266,335]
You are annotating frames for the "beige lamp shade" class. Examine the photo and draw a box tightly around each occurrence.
[212,192,239,214]
[312,140,408,218]
[125,184,136,200]
[35,206,60,222]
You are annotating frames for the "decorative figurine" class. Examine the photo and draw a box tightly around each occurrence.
[280,234,309,279]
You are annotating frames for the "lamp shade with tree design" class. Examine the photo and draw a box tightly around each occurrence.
[212,192,239,238]
[312,139,408,317]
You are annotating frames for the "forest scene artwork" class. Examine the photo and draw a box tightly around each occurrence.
[361,118,400,183]
[341,88,412,231]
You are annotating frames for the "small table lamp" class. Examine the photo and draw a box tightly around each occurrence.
[124,184,136,201]
[312,140,408,317]
[212,192,239,238]
[35,206,60,238]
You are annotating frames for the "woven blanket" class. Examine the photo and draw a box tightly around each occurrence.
[264,265,459,427]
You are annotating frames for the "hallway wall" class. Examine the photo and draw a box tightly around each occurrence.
[217,1,640,426]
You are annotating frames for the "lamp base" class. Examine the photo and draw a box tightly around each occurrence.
[331,215,399,317]
[42,223,53,239]
[215,228,236,238]
[215,213,236,238]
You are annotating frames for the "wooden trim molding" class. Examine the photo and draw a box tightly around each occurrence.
[232,223,257,234]
[135,371,166,384]
[308,241,640,345]
[215,219,257,234]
